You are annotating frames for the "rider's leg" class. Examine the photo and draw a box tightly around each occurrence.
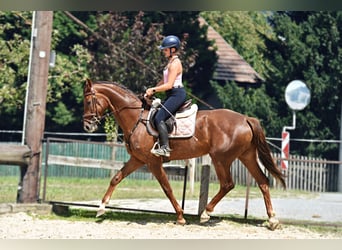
[151,88,186,157]
[152,120,171,157]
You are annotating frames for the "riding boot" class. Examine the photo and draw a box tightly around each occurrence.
[151,121,171,157]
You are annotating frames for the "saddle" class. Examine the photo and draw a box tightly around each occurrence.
[146,99,198,139]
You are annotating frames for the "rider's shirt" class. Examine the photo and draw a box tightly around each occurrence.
[163,57,183,88]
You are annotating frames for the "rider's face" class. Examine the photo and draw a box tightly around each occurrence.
[162,48,175,58]
[162,48,170,57]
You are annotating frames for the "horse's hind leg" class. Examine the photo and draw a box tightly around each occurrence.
[239,150,280,230]
[97,157,143,217]
[200,155,235,223]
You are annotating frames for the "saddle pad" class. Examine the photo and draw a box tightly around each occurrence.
[171,104,198,138]
[147,104,198,139]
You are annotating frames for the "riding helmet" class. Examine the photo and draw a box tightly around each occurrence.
[158,35,181,50]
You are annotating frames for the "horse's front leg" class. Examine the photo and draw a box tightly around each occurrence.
[148,162,186,225]
[97,157,144,217]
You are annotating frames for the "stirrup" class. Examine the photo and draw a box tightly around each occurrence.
[150,142,171,157]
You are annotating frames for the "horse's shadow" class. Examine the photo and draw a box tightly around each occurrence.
[53,206,267,228]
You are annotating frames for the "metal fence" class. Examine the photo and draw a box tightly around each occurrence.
[0,138,340,193]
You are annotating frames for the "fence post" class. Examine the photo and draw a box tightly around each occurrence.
[198,164,210,216]
[186,158,196,195]
[110,143,117,178]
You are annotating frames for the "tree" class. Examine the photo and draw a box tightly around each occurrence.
[200,11,342,159]
[86,11,217,94]
[0,11,217,138]
[46,44,92,131]
[0,11,93,135]
[200,11,279,134]
[201,11,273,78]
[86,11,164,92]
[265,11,342,158]
[212,81,279,135]
[0,11,32,139]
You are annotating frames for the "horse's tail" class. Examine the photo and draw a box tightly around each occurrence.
[246,117,286,189]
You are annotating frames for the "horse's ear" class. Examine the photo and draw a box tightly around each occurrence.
[85,78,92,92]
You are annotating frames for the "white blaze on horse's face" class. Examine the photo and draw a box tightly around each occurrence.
[83,95,100,133]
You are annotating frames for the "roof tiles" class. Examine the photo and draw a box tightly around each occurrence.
[200,17,264,84]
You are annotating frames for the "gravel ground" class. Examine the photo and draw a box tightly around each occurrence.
[1,192,341,239]
[0,211,340,239]
[107,193,342,223]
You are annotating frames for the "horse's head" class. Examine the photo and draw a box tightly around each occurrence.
[83,79,108,133]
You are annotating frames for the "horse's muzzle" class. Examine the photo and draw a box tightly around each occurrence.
[83,121,98,133]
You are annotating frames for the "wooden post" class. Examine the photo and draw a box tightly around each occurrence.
[0,145,31,166]
[198,164,210,216]
[19,11,53,203]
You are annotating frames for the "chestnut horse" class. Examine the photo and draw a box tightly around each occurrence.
[83,79,286,230]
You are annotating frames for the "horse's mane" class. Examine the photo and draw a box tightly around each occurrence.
[95,81,140,101]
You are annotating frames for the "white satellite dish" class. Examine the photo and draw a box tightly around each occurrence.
[285,80,311,111]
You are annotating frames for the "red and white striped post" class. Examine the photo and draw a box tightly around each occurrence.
[281,131,290,169]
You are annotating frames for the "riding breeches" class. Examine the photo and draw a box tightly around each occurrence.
[154,87,186,127]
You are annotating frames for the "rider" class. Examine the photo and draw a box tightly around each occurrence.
[145,35,187,157]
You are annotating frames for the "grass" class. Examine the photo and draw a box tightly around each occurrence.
[1,175,318,203]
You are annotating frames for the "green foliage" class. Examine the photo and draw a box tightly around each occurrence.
[45,44,92,130]
[212,81,280,135]
[265,11,342,158]
[201,11,272,78]
[103,115,117,142]
[1,11,341,160]
[86,11,164,92]
[203,11,341,158]
[0,11,93,132]
[0,11,32,128]
[86,11,216,94]
[51,102,76,126]
[203,11,282,135]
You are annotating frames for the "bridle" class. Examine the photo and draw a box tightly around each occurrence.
[83,86,145,148]
[83,87,111,126]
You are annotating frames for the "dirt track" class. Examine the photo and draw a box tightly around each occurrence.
[0,211,340,239]
[1,193,342,239]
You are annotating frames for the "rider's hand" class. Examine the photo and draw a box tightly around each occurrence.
[145,88,155,98]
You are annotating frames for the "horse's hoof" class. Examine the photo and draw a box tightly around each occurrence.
[268,217,280,230]
[200,210,211,223]
[96,209,105,217]
[176,218,186,225]
[96,204,106,217]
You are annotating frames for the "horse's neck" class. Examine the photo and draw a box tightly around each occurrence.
[97,84,142,133]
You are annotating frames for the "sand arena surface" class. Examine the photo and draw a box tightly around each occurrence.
[0,211,340,239]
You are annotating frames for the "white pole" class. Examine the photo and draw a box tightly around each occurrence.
[283,111,296,132]
[188,158,196,195]
[22,11,36,145]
